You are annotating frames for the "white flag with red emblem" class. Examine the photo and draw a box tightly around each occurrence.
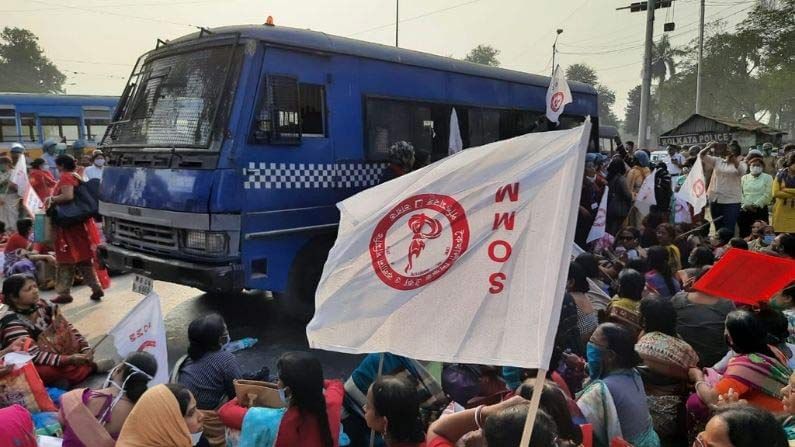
[634,169,657,217]
[307,123,591,368]
[677,155,708,215]
[107,291,169,384]
[545,65,573,124]
[10,155,43,213]
[587,186,609,243]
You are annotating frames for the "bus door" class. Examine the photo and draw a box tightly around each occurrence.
[239,51,335,292]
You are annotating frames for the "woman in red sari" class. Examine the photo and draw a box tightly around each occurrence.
[46,155,103,304]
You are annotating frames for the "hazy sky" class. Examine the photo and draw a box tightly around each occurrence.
[2,0,753,116]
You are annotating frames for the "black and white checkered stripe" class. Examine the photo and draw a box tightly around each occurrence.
[243,162,388,190]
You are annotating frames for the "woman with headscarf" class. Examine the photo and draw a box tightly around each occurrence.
[578,323,661,447]
[45,154,104,304]
[60,352,158,447]
[626,151,651,228]
[606,158,633,236]
[772,151,795,234]
[117,383,204,447]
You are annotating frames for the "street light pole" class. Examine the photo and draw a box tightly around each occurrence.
[551,29,563,76]
[395,0,399,47]
[695,0,705,114]
[638,0,656,148]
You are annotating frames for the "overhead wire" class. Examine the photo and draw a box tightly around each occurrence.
[0,0,218,13]
[347,0,484,37]
[28,0,202,29]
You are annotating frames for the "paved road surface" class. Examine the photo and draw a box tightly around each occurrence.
[47,274,363,386]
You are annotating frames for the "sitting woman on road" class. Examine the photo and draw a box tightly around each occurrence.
[364,375,427,447]
[176,313,268,447]
[644,246,681,299]
[568,262,598,344]
[60,351,157,447]
[0,274,99,387]
[117,383,205,447]
[605,269,646,336]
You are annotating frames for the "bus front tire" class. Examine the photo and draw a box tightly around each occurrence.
[279,236,335,324]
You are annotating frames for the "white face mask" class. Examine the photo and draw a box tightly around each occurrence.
[190,431,203,446]
[750,165,763,175]
[278,387,289,405]
[100,362,154,422]
[94,159,106,167]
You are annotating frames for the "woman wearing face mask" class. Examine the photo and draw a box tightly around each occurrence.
[117,383,206,447]
[0,274,100,387]
[28,158,57,202]
[60,351,158,447]
[772,151,795,234]
[274,351,344,447]
[45,154,104,304]
[176,314,267,447]
[83,151,106,182]
[577,323,660,447]
[739,152,773,238]
[688,310,792,415]
[749,225,777,251]
[700,141,748,234]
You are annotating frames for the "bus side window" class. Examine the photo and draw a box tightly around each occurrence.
[0,108,16,142]
[299,83,326,137]
[468,108,500,147]
[365,97,432,161]
[252,75,301,145]
[41,117,80,143]
[20,113,38,142]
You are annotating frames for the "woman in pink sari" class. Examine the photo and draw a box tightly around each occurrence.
[60,352,157,447]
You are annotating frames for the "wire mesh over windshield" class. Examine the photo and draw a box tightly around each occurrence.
[105,42,241,149]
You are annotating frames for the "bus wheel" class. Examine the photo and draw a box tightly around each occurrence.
[279,236,335,324]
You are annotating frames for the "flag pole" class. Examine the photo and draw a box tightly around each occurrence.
[368,352,386,447]
[518,368,547,446]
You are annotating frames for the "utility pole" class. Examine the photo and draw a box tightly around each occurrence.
[695,0,705,114]
[395,0,399,47]
[637,0,655,148]
[552,29,563,77]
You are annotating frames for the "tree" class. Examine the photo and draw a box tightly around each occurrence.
[565,63,598,87]
[651,34,681,89]
[565,63,620,127]
[0,27,65,93]
[463,44,500,67]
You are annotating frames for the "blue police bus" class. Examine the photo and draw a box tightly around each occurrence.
[0,93,118,157]
[97,24,599,319]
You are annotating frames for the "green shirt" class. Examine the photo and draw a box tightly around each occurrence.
[741,172,773,208]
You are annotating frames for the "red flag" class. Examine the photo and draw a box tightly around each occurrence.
[693,249,795,305]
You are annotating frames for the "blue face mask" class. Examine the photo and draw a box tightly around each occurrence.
[278,387,288,405]
[586,342,604,380]
[763,235,775,245]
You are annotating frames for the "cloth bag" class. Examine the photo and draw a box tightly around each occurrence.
[0,361,57,413]
[233,380,284,408]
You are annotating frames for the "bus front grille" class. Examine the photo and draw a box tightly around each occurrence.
[112,219,178,253]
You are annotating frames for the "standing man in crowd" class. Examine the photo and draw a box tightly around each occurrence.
[665,145,685,177]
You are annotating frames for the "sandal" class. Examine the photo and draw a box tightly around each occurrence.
[51,295,74,304]
[90,290,104,301]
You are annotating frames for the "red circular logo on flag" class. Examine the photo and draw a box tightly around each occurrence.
[551,92,565,112]
[370,194,470,290]
[693,179,705,197]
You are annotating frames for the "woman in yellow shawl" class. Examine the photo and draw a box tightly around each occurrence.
[117,383,205,447]
[772,152,795,234]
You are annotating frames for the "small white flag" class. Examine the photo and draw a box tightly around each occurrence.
[587,186,609,243]
[108,292,169,384]
[674,196,692,224]
[307,123,591,368]
[634,169,657,217]
[545,65,573,124]
[11,155,43,214]
[676,155,708,215]
[448,107,463,155]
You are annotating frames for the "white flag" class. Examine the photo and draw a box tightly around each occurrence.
[448,107,463,155]
[677,155,708,215]
[673,196,692,224]
[634,169,657,217]
[545,65,573,124]
[10,155,43,214]
[307,123,591,368]
[108,292,169,385]
[587,186,609,243]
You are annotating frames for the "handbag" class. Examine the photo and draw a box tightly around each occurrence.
[48,176,100,227]
[233,379,285,408]
[0,361,57,413]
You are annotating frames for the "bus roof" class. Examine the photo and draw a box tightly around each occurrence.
[0,92,118,107]
[169,25,598,96]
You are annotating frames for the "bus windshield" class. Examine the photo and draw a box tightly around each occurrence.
[104,42,241,150]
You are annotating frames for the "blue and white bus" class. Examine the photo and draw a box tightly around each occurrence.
[0,93,118,158]
[97,24,599,319]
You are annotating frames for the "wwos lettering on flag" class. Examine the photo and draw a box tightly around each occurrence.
[488,182,520,294]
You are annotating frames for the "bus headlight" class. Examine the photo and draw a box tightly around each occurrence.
[183,230,228,254]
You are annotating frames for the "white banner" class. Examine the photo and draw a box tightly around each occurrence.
[545,65,573,124]
[634,169,657,217]
[108,292,169,385]
[587,186,609,243]
[677,155,708,215]
[448,107,463,155]
[10,154,30,200]
[307,123,590,368]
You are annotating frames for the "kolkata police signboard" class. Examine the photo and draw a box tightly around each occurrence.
[659,132,733,146]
